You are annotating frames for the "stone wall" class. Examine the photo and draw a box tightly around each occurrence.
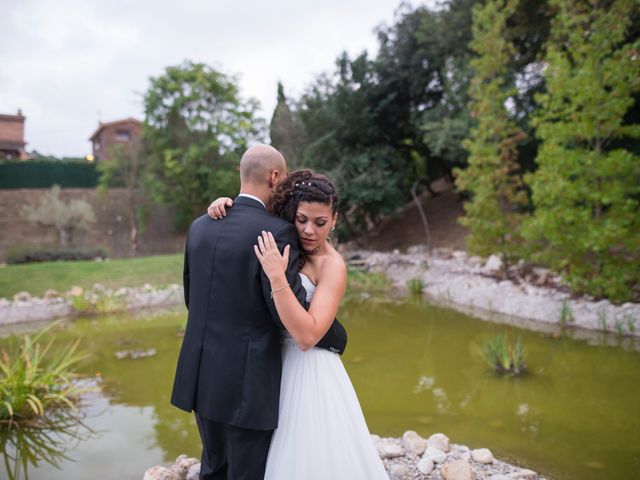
[0,188,185,261]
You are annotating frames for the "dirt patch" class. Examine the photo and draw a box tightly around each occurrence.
[354,177,468,252]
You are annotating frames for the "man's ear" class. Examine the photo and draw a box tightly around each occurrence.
[269,169,280,189]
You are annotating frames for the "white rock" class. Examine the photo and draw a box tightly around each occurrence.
[379,444,405,459]
[512,469,537,479]
[170,455,199,477]
[186,463,200,480]
[143,466,180,480]
[488,475,511,480]
[423,446,447,463]
[484,254,503,272]
[427,432,450,453]
[402,430,427,455]
[417,457,434,474]
[389,463,410,480]
[471,448,494,464]
[13,291,31,302]
[441,458,475,480]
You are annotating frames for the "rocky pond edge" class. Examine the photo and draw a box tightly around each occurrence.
[143,431,545,480]
[2,247,638,341]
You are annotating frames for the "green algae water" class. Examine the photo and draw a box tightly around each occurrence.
[1,299,639,480]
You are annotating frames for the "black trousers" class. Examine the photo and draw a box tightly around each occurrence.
[194,412,274,480]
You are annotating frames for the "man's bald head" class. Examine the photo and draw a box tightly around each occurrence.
[240,144,286,187]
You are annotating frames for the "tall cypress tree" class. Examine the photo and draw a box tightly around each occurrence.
[270,82,304,168]
[454,0,528,273]
[524,0,640,303]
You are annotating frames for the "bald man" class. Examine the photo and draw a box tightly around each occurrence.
[170,144,346,480]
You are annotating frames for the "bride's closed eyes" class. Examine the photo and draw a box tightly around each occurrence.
[295,214,328,227]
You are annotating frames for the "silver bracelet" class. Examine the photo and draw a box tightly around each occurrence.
[271,284,290,298]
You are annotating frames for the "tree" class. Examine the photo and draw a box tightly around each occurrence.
[270,82,304,168]
[143,60,266,229]
[524,0,640,302]
[298,53,413,240]
[97,140,146,256]
[453,0,529,273]
[22,185,95,246]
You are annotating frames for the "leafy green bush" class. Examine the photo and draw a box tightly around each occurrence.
[6,246,107,265]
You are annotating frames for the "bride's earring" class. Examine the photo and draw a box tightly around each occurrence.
[331,225,336,231]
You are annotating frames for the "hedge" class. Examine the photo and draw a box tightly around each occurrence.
[0,160,99,188]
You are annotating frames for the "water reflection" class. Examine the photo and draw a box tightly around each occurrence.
[0,410,95,480]
[0,302,639,480]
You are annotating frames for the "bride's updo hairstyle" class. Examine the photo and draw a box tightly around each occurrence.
[270,169,340,222]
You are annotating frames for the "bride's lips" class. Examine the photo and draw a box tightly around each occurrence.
[301,238,315,244]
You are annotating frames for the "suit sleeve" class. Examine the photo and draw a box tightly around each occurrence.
[261,223,308,327]
[182,237,190,311]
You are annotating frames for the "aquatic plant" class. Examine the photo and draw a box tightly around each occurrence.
[624,314,636,334]
[346,270,394,299]
[559,299,574,327]
[614,318,625,337]
[68,285,127,315]
[0,321,96,425]
[483,333,527,375]
[406,277,425,297]
[597,310,608,332]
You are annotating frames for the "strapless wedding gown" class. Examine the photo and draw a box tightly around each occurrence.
[264,273,389,479]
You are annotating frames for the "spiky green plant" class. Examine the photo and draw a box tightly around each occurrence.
[559,300,574,327]
[597,310,608,332]
[614,319,625,337]
[0,321,95,425]
[483,333,527,375]
[406,277,425,297]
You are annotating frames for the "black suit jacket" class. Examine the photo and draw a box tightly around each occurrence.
[170,196,347,430]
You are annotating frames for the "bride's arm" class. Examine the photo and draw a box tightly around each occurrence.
[207,197,233,219]
[256,231,346,351]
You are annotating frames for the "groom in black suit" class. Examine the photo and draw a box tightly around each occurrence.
[171,144,347,479]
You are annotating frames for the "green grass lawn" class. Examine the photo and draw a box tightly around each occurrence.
[0,254,183,299]
[0,253,392,301]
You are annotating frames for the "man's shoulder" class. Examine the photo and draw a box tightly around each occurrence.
[189,213,213,232]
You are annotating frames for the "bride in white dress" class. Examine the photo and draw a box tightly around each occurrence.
[209,170,388,479]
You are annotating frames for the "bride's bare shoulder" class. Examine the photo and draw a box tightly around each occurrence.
[319,248,347,281]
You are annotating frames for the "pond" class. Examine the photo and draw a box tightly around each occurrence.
[1,298,639,480]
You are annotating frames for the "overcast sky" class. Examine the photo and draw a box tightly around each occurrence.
[0,0,436,157]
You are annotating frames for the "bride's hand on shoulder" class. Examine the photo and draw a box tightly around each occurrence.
[207,197,233,219]
[254,231,289,281]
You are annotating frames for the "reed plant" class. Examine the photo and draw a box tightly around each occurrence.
[346,270,394,298]
[0,321,95,425]
[483,333,527,375]
[406,277,425,297]
[559,299,574,327]
[597,310,608,332]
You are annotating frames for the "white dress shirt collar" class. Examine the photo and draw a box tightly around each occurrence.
[237,193,266,209]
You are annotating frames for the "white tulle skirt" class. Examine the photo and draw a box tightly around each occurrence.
[264,337,389,480]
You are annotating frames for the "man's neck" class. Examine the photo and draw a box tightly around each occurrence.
[239,187,269,207]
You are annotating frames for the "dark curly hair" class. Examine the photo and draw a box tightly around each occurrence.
[269,169,339,222]
[268,170,339,267]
